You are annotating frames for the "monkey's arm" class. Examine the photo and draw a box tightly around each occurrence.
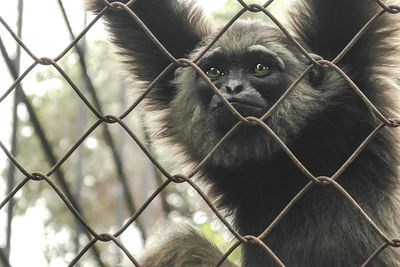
[85,0,210,108]
[136,227,236,267]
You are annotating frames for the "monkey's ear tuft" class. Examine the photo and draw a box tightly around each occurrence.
[306,53,324,86]
[84,0,112,13]
[85,0,211,109]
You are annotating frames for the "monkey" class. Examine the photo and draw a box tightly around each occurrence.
[85,0,400,266]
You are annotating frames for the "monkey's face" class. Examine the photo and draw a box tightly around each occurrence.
[195,44,286,133]
[168,22,323,168]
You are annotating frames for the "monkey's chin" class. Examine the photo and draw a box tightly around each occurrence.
[198,104,283,168]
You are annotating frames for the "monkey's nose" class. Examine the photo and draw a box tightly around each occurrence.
[225,84,244,94]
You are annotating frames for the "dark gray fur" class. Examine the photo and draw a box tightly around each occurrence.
[86,0,400,266]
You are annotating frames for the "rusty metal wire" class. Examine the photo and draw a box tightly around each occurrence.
[1,0,400,266]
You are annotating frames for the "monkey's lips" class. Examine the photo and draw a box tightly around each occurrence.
[211,98,266,116]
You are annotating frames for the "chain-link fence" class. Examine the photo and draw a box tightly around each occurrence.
[1,0,400,266]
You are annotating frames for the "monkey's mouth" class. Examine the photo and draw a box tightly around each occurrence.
[212,98,265,112]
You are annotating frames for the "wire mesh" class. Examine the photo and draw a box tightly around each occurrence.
[1,0,400,266]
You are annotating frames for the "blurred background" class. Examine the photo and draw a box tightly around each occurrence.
[0,0,289,266]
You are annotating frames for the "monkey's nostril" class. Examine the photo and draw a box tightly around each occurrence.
[225,84,243,94]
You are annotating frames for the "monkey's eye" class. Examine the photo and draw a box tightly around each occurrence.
[205,67,223,79]
[253,63,270,75]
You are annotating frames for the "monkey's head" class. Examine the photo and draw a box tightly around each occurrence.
[161,21,327,168]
